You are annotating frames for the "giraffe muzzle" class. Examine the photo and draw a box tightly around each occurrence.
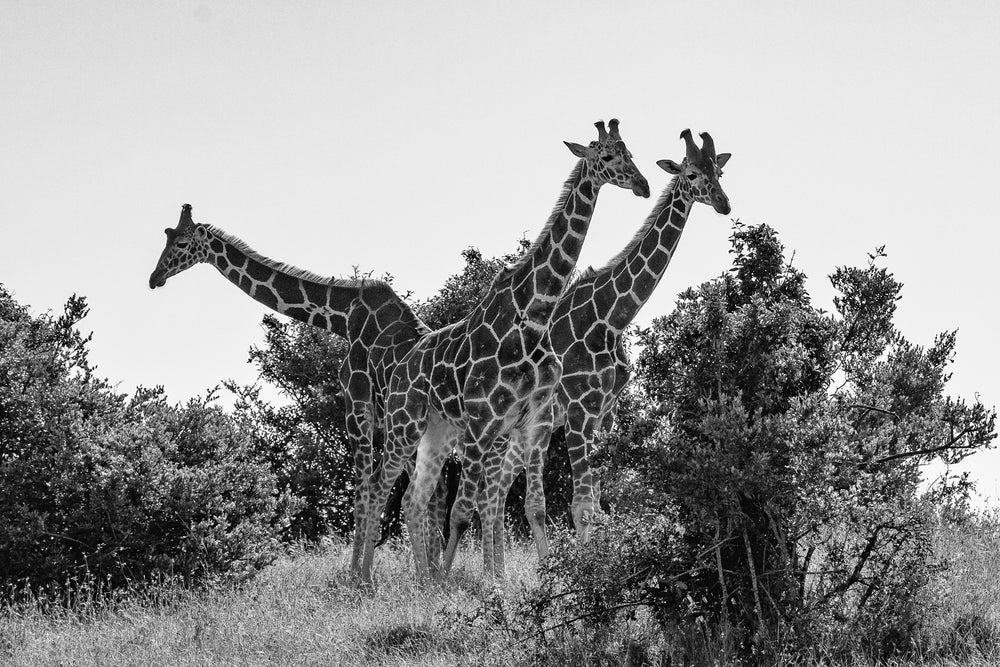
[632,177,650,198]
[149,268,167,289]
[713,196,731,216]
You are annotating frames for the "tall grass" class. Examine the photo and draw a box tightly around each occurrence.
[2,520,999,666]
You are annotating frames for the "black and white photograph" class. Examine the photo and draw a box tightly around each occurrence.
[1,2,998,664]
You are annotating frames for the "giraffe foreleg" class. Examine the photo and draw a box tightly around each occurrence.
[522,405,555,560]
[341,367,375,574]
[480,433,519,580]
[359,405,427,582]
[443,418,502,577]
[564,403,601,543]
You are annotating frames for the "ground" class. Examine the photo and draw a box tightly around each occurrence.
[2,521,999,666]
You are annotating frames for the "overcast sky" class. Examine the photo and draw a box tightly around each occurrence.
[2,2,998,500]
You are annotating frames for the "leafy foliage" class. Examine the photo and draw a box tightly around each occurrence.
[226,315,353,540]
[571,222,995,660]
[0,286,288,595]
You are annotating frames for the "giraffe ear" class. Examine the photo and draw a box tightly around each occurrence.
[564,141,591,158]
[715,153,731,168]
[657,159,683,174]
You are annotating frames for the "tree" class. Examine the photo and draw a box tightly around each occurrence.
[574,222,994,659]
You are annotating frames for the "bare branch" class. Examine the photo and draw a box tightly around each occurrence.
[875,427,974,464]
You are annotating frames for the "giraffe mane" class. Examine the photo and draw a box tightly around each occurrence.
[567,176,679,288]
[206,225,400,293]
[496,161,584,284]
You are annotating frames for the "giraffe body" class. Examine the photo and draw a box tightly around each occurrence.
[483,130,733,548]
[358,121,650,582]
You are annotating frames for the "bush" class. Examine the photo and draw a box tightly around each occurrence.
[0,287,288,595]
[592,224,996,660]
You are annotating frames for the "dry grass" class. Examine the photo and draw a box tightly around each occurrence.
[0,539,540,667]
[2,521,999,667]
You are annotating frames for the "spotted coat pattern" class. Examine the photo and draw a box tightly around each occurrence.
[357,121,651,582]
[149,205,430,570]
[482,130,733,557]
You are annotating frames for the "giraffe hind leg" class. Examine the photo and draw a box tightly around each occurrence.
[404,414,453,582]
[522,415,554,560]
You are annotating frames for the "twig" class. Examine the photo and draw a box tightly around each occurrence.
[875,427,973,464]
[741,526,765,630]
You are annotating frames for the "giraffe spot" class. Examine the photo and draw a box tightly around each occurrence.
[273,274,306,305]
[225,244,247,268]
[255,287,278,310]
[245,258,272,282]
[470,327,500,357]
[489,385,516,413]
[303,280,328,306]
[584,322,610,353]
[633,271,656,297]
[659,224,682,251]
[512,276,534,312]
[593,285,616,316]
[550,316,573,353]
[497,332,524,362]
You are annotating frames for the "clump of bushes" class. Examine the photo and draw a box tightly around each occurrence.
[471,224,996,664]
[0,287,290,596]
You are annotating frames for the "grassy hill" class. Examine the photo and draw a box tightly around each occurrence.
[2,519,999,666]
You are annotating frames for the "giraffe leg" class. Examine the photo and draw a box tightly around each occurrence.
[443,419,501,576]
[359,405,428,582]
[427,431,460,576]
[343,386,374,574]
[358,451,407,583]
[522,409,555,560]
[480,432,524,580]
[404,415,454,582]
[479,434,517,581]
[564,404,600,543]
[404,425,452,583]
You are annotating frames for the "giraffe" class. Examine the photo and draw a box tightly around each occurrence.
[357,119,651,583]
[483,129,732,556]
[148,204,437,571]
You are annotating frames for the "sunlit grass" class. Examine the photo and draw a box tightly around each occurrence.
[2,521,999,666]
[0,538,539,667]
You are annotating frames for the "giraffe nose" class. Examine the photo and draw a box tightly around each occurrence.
[713,196,731,216]
[632,176,650,198]
[149,268,167,289]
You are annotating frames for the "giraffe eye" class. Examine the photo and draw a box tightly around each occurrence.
[176,239,189,247]
[601,154,615,162]
[686,173,698,181]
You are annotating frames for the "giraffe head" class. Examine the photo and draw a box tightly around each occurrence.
[149,204,211,289]
[564,119,650,198]
[656,130,731,215]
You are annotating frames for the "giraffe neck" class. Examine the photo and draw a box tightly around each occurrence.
[500,162,601,326]
[203,225,369,337]
[603,177,694,331]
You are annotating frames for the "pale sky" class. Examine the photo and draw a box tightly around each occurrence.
[2,2,998,500]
